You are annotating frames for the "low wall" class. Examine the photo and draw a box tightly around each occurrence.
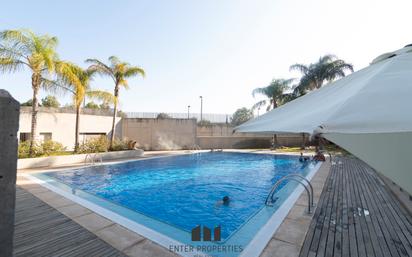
[17,150,144,169]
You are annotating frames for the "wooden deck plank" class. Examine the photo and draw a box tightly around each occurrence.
[298,165,334,257]
[358,163,412,257]
[349,160,377,257]
[313,159,340,257]
[300,157,412,257]
[13,187,126,257]
[341,159,350,257]
[326,159,342,257]
[350,161,391,257]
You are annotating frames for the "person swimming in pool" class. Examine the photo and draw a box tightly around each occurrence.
[215,196,230,207]
[299,152,309,162]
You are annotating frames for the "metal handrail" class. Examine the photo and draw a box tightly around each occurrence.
[84,153,102,165]
[94,153,103,164]
[191,145,201,151]
[266,174,314,213]
[282,174,313,205]
[84,154,94,165]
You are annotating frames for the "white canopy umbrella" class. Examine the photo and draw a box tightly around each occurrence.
[236,45,412,194]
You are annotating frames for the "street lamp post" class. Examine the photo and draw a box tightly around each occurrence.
[199,96,203,121]
[187,105,191,119]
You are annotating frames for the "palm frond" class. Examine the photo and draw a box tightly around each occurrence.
[0,29,60,75]
[292,54,353,91]
[108,56,121,67]
[124,66,145,78]
[0,29,31,47]
[0,57,25,73]
[251,100,267,111]
[252,87,268,98]
[40,77,73,95]
[289,63,309,74]
[85,58,115,81]
[0,45,28,60]
[86,90,116,104]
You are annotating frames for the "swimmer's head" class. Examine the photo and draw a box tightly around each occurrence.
[222,196,230,204]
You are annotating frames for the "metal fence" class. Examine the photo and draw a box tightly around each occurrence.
[125,112,232,123]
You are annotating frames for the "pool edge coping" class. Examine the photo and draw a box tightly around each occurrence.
[239,160,323,257]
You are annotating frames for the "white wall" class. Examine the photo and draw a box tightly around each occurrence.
[18,108,121,150]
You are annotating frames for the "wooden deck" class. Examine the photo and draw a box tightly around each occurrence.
[300,157,412,257]
[13,187,126,257]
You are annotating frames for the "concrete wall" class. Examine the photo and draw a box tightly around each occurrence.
[18,107,121,150]
[121,120,309,150]
[0,90,19,256]
[196,124,309,149]
[122,118,197,150]
[17,110,310,152]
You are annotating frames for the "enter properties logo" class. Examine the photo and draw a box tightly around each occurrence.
[168,225,243,256]
[191,225,221,241]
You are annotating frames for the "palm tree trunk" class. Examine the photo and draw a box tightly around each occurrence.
[29,74,40,157]
[74,105,81,153]
[109,86,119,150]
[273,98,277,109]
[316,80,323,89]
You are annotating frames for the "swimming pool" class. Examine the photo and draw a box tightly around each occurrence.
[29,152,320,257]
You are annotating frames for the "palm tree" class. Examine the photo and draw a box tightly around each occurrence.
[86,56,145,149]
[290,55,354,95]
[0,29,63,156]
[58,63,114,152]
[252,78,294,111]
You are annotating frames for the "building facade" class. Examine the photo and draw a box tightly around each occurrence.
[18,107,121,150]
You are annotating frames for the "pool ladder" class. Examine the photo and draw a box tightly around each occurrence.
[266,174,314,214]
[84,153,103,165]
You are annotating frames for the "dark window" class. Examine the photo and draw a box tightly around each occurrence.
[19,133,31,142]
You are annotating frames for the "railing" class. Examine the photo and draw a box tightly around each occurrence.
[84,153,103,165]
[266,174,314,213]
[125,112,232,123]
[191,145,201,151]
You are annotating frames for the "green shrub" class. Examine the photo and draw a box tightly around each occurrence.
[42,140,66,155]
[18,140,66,158]
[78,136,109,153]
[111,139,129,151]
[156,113,172,119]
[18,141,41,158]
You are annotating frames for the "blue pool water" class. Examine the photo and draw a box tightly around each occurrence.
[43,152,313,242]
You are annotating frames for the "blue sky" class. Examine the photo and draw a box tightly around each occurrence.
[0,0,411,114]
